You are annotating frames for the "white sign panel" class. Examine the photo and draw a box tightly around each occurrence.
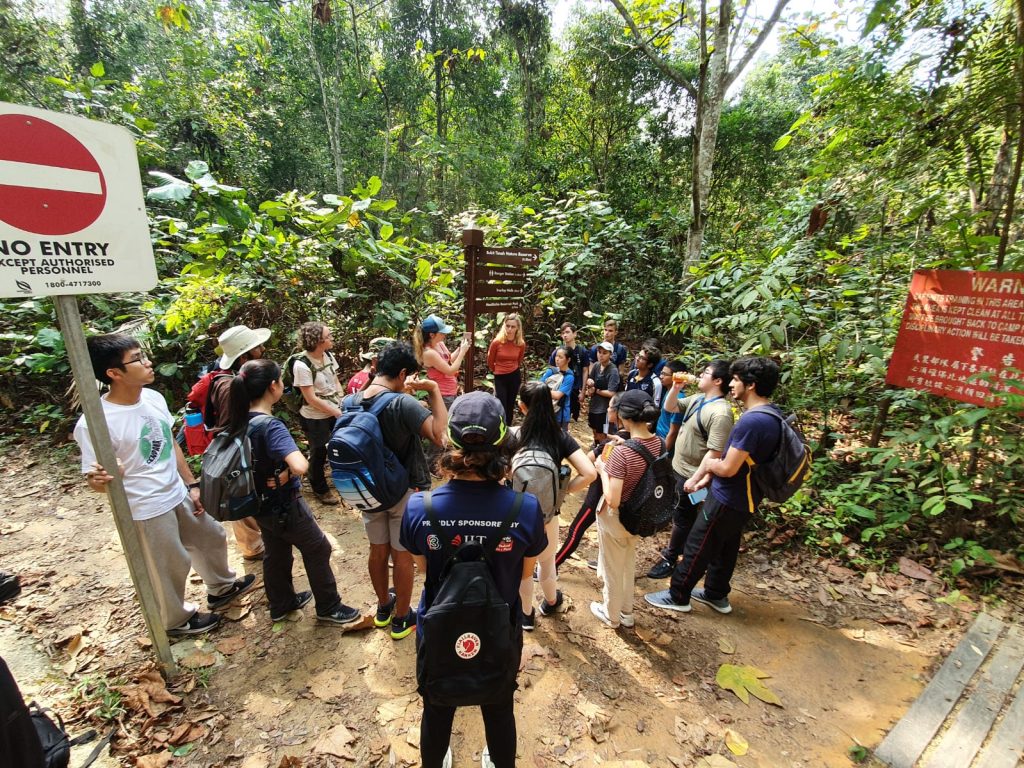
[0,102,157,297]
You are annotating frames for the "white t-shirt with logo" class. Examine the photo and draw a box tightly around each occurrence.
[294,352,342,420]
[74,387,187,521]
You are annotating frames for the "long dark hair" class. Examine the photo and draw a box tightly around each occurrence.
[227,359,281,434]
[517,380,561,460]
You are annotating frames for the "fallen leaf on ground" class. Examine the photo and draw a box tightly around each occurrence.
[308,669,348,700]
[118,670,182,718]
[56,625,84,646]
[715,664,783,707]
[135,752,171,768]
[337,614,374,633]
[314,723,356,757]
[717,637,735,654]
[180,650,217,669]
[277,757,303,768]
[216,635,246,654]
[898,557,934,581]
[221,604,251,621]
[724,728,748,755]
[695,756,738,768]
[984,550,1024,575]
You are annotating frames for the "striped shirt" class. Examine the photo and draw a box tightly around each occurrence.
[605,435,664,504]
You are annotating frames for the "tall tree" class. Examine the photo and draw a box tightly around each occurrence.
[608,0,789,267]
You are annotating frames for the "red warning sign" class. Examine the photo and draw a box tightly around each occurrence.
[0,113,107,236]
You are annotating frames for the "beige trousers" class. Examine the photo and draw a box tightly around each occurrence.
[596,506,637,623]
[231,517,264,558]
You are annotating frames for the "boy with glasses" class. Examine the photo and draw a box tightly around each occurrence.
[74,334,255,636]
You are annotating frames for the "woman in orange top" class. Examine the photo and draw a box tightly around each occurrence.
[487,313,526,424]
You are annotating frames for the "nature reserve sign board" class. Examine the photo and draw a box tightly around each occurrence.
[0,103,156,298]
[887,269,1024,407]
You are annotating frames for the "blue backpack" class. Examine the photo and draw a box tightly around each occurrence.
[327,391,409,511]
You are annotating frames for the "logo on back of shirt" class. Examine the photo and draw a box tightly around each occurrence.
[138,414,173,466]
[426,534,441,551]
[450,534,462,548]
[495,536,513,553]
[455,632,481,659]
[654,486,664,499]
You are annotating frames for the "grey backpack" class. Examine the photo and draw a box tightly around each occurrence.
[510,443,569,523]
[199,415,273,522]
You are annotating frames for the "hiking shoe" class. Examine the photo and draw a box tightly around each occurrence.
[317,604,361,626]
[691,588,732,614]
[0,572,21,605]
[522,609,536,631]
[168,612,222,637]
[374,589,397,628]
[590,601,619,628]
[646,558,674,579]
[207,573,257,611]
[390,609,416,640]
[619,613,635,628]
[481,746,496,768]
[586,558,598,571]
[644,589,692,613]
[537,590,566,617]
[242,551,266,562]
[270,590,313,622]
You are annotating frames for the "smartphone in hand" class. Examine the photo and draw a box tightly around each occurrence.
[688,488,708,505]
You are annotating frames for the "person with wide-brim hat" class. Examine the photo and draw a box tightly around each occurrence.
[206,324,273,560]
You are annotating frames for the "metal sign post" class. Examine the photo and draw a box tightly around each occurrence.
[2,103,174,673]
[462,229,483,392]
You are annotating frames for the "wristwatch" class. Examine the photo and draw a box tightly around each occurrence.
[187,481,201,490]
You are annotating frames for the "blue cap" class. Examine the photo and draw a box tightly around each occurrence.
[421,314,453,335]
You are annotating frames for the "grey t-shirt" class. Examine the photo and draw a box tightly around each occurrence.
[359,390,432,491]
[588,361,620,415]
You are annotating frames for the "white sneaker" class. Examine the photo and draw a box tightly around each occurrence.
[481,745,496,768]
[619,613,635,627]
[590,601,619,628]
[442,746,452,768]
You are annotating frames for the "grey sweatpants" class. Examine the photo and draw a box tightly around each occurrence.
[134,497,237,629]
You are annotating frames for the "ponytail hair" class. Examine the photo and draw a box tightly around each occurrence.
[412,325,432,365]
[517,380,561,460]
[226,359,282,434]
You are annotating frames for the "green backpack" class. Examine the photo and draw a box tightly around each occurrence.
[281,351,342,416]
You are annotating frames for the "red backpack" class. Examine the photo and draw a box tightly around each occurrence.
[183,368,233,455]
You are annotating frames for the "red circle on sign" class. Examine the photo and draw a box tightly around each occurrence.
[0,113,107,236]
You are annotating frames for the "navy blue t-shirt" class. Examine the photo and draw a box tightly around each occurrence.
[400,480,546,627]
[249,413,301,495]
[710,409,781,513]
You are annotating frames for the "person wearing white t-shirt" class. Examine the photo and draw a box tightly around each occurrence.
[74,334,256,637]
[293,322,344,505]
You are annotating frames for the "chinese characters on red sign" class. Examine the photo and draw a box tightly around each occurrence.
[887,270,1024,406]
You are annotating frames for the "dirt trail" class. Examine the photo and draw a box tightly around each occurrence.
[0,435,964,767]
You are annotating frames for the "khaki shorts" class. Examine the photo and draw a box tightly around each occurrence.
[361,489,414,549]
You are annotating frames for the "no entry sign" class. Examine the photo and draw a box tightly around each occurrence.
[0,103,156,297]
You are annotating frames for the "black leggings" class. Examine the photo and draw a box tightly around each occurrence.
[493,369,522,426]
[420,691,517,767]
[299,415,334,495]
[555,479,602,567]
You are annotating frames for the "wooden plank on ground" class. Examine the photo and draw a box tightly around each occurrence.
[875,612,1003,768]
[924,625,1024,768]
[974,640,1024,768]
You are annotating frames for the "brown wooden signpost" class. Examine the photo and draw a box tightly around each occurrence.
[462,229,539,392]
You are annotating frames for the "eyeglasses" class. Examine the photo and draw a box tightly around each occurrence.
[700,370,714,377]
[116,352,149,368]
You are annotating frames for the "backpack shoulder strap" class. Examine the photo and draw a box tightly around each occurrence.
[742,405,785,462]
[364,390,401,416]
[623,438,657,468]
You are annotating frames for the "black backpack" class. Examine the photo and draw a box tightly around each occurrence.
[745,405,812,503]
[199,415,273,522]
[616,438,674,537]
[417,491,525,708]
